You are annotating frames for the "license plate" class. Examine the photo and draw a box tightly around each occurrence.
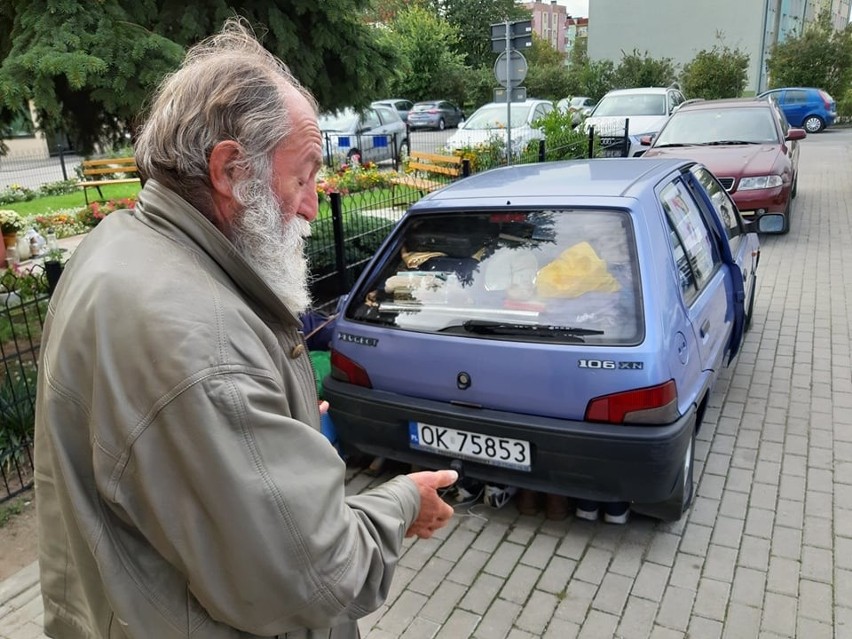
[409,422,531,472]
[601,147,623,158]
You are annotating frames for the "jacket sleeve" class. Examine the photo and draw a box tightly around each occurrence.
[108,368,420,636]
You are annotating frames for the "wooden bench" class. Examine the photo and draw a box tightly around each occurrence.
[390,151,467,202]
[78,157,142,204]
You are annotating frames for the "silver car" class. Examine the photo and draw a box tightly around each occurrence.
[407,101,465,131]
[319,106,408,165]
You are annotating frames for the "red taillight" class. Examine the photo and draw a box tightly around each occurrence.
[330,349,372,388]
[585,380,678,425]
[428,109,439,114]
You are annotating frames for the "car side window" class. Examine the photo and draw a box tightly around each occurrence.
[660,179,721,302]
[690,167,744,251]
[773,103,789,136]
[786,90,808,104]
[362,109,382,129]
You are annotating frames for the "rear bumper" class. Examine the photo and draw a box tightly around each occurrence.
[325,377,696,504]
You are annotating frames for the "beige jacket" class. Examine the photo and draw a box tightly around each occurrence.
[34,180,420,638]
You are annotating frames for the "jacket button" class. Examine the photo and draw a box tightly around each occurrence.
[290,344,305,359]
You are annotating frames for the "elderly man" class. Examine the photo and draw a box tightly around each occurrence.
[34,19,456,639]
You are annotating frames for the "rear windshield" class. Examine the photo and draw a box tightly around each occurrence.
[347,210,643,345]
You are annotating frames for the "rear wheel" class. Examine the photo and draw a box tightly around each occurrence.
[438,118,446,131]
[803,115,825,133]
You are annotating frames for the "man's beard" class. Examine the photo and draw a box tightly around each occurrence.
[231,178,312,316]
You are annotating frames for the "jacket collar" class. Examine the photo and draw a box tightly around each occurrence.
[134,179,302,329]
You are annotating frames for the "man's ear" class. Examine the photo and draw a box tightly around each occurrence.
[208,140,245,200]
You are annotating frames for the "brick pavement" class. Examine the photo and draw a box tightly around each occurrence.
[2,129,850,638]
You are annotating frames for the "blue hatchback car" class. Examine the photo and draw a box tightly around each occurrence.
[325,159,761,521]
[758,87,837,133]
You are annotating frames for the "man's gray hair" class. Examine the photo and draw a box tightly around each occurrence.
[135,18,317,215]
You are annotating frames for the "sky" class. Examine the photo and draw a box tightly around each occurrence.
[552,0,590,18]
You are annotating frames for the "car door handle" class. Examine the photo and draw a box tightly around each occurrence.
[700,319,711,338]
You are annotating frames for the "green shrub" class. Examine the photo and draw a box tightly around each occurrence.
[38,179,79,197]
[0,363,37,476]
[0,184,37,205]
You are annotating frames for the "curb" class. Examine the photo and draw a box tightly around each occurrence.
[0,561,39,609]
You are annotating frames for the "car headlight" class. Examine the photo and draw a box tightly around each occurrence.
[738,175,783,190]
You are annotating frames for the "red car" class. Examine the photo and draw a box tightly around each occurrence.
[641,98,806,234]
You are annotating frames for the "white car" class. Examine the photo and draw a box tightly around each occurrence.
[445,99,554,156]
[583,86,686,157]
[319,105,408,166]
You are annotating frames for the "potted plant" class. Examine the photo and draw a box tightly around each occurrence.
[0,209,25,248]
[43,247,65,295]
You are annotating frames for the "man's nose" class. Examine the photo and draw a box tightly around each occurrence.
[301,191,319,223]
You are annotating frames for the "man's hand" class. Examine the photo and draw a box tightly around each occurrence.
[405,470,458,539]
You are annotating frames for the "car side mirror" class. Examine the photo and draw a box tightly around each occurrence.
[786,128,807,141]
[640,135,654,146]
[358,126,373,134]
[755,214,785,234]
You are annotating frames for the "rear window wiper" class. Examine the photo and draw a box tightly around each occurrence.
[462,320,604,341]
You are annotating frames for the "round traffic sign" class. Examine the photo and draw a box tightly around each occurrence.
[494,50,528,88]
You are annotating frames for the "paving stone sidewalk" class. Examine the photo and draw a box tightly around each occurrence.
[2,129,851,638]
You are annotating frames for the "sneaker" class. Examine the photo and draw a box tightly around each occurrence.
[603,501,630,525]
[575,499,599,521]
[483,484,517,509]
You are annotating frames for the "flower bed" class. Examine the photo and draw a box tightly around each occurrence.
[316,161,394,201]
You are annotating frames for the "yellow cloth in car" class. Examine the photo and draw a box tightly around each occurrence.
[536,241,621,298]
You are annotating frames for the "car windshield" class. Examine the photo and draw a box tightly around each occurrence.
[412,103,440,111]
[571,97,589,107]
[464,104,534,130]
[654,108,779,146]
[593,94,666,116]
[346,209,643,345]
[318,110,358,132]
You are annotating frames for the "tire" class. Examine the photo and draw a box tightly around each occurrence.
[649,430,695,522]
[803,115,824,133]
[780,198,791,235]
[395,138,409,163]
[791,173,798,199]
[438,118,446,131]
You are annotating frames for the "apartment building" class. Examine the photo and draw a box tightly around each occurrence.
[522,1,568,53]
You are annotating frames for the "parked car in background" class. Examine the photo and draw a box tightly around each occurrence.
[371,99,414,123]
[642,98,805,234]
[445,99,554,156]
[584,86,686,157]
[557,96,596,124]
[407,100,465,131]
[325,157,766,522]
[319,105,408,166]
[757,87,836,133]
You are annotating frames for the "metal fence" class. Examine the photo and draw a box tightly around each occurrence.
[0,264,53,503]
[0,146,80,191]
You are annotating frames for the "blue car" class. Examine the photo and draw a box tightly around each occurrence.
[758,87,837,133]
[325,159,766,521]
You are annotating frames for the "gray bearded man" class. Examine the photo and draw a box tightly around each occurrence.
[33,18,456,639]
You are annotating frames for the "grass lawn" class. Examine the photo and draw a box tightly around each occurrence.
[6,183,142,218]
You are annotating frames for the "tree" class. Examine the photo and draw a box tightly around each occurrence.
[379,6,466,103]
[566,40,614,101]
[0,0,400,154]
[613,50,678,89]
[524,36,571,101]
[427,0,530,69]
[681,44,749,99]
[766,12,852,99]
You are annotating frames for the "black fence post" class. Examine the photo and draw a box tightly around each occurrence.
[462,158,471,178]
[57,145,68,180]
[588,126,595,159]
[538,139,546,163]
[329,192,348,295]
[622,118,631,158]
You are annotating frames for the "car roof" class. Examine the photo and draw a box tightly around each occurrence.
[675,97,768,112]
[602,87,674,97]
[477,99,551,108]
[413,158,692,205]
